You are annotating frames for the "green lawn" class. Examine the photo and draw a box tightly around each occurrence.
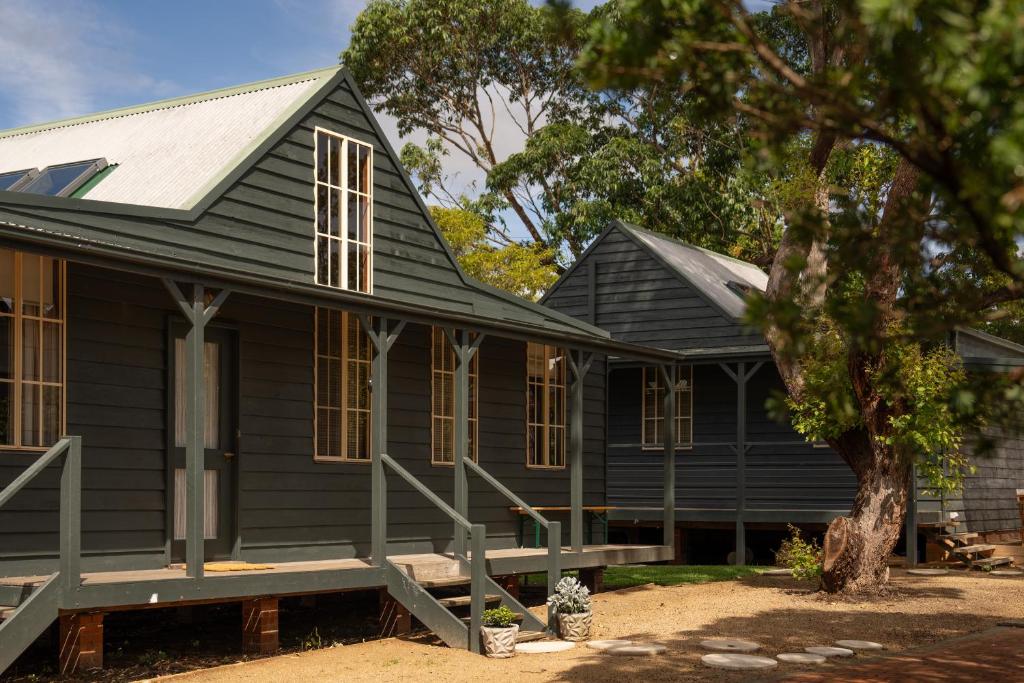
[603,564,764,590]
[522,565,765,591]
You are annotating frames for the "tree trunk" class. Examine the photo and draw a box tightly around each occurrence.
[821,443,911,593]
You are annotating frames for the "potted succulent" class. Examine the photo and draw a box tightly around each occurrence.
[480,605,519,658]
[547,576,592,641]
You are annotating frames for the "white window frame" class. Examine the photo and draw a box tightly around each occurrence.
[0,250,67,451]
[430,327,479,466]
[313,127,374,294]
[526,342,566,469]
[641,365,693,450]
[313,308,372,463]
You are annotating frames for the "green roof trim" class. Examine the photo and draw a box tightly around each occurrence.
[71,164,118,199]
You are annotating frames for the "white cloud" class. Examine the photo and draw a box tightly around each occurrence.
[0,0,177,128]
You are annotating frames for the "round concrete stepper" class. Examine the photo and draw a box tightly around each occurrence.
[907,568,949,576]
[515,641,575,654]
[805,646,855,658]
[777,652,827,665]
[762,568,794,576]
[991,569,1023,576]
[586,640,633,651]
[700,639,761,653]
[701,654,778,671]
[606,643,667,657]
[836,640,885,651]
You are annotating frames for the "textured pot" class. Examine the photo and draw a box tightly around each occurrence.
[481,624,519,658]
[558,611,592,641]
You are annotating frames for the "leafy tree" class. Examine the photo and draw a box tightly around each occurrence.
[432,206,558,299]
[580,0,1024,593]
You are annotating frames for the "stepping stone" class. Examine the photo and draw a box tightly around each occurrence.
[991,569,1022,576]
[607,642,667,656]
[777,652,827,665]
[586,639,633,651]
[701,653,778,671]
[907,568,948,576]
[700,638,760,652]
[805,646,854,658]
[762,568,794,576]
[836,640,884,651]
[515,640,575,654]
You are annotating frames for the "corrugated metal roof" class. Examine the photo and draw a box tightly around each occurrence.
[621,223,768,319]
[0,68,336,209]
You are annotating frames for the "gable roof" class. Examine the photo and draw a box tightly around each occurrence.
[0,67,336,210]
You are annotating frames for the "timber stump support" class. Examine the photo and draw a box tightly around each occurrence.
[242,597,279,655]
[496,575,520,600]
[378,588,412,637]
[579,567,604,595]
[59,611,104,674]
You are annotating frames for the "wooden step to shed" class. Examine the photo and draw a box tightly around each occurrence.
[953,544,996,556]
[973,556,1014,568]
[516,630,548,643]
[417,576,471,588]
[436,594,501,608]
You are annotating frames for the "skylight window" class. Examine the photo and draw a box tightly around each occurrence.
[0,168,38,192]
[20,159,108,197]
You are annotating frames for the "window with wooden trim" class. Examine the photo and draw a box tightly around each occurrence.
[314,128,373,293]
[431,327,479,465]
[0,250,66,449]
[314,308,372,462]
[526,342,566,468]
[642,365,693,449]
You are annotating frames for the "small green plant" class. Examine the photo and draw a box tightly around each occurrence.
[301,627,323,651]
[482,605,518,628]
[138,649,169,667]
[546,576,591,615]
[775,524,823,581]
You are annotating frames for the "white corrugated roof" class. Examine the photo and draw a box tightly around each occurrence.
[0,68,335,209]
[625,224,768,319]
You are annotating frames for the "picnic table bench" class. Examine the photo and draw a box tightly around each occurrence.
[509,506,619,547]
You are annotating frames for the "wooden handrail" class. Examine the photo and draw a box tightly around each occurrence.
[0,438,71,508]
[381,453,472,531]
[464,459,551,529]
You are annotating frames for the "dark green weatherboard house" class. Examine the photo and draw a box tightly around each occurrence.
[0,67,681,673]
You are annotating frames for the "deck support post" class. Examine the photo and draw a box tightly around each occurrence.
[378,589,412,637]
[242,597,279,655]
[163,280,230,580]
[720,361,762,566]
[659,364,676,549]
[906,465,918,568]
[568,350,594,552]
[444,328,483,558]
[579,567,604,594]
[59,611,103,674]
[546,520,562,630]
[362,316,405,566]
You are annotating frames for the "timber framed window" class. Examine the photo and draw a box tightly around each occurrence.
[526,342,566,469]
[314,128,373,293]
[314,308,372,462]
[431,327,479,465]
[0,250,66,450]
[641,365,693,449]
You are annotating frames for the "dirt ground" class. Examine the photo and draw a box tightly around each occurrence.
[152,569,1024,683]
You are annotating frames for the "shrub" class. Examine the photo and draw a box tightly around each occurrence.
[546,576,591,615]
[482,605,518,628]
[775,524,823,581]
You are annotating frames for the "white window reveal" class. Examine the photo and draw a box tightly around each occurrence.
[314,128,373,293]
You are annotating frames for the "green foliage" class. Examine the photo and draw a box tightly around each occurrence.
[601,565,762,590]
[774,525,823,581]
[482,605,519,628]
[430,206,558,299]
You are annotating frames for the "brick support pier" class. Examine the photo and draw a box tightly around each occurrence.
[242,597,279,655]
[496,574,520,600]
[579,567,604,594]
[378,589,412,637]
[59,611,104,674]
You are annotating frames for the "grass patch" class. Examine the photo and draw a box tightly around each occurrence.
[603,565,763,590]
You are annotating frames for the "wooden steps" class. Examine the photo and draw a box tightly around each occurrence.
[0,606,14,622]
[940,532,978,542]
[436,594,501,608]
[973,556,1014,568]
[417,576,471,588]
[516,630,548,643]
[461,612,524,623]
[953,544,996,556]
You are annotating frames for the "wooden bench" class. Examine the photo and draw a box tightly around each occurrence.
[509,506,619,547]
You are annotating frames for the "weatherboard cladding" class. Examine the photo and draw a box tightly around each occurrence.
[0,263,606,573]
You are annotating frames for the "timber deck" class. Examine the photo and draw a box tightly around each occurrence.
[0,544,669,612]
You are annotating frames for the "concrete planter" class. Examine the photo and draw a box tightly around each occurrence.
[481,624,519,658]
[558,611,592,641]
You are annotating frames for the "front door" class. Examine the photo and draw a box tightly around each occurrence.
[170,326,236,562]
